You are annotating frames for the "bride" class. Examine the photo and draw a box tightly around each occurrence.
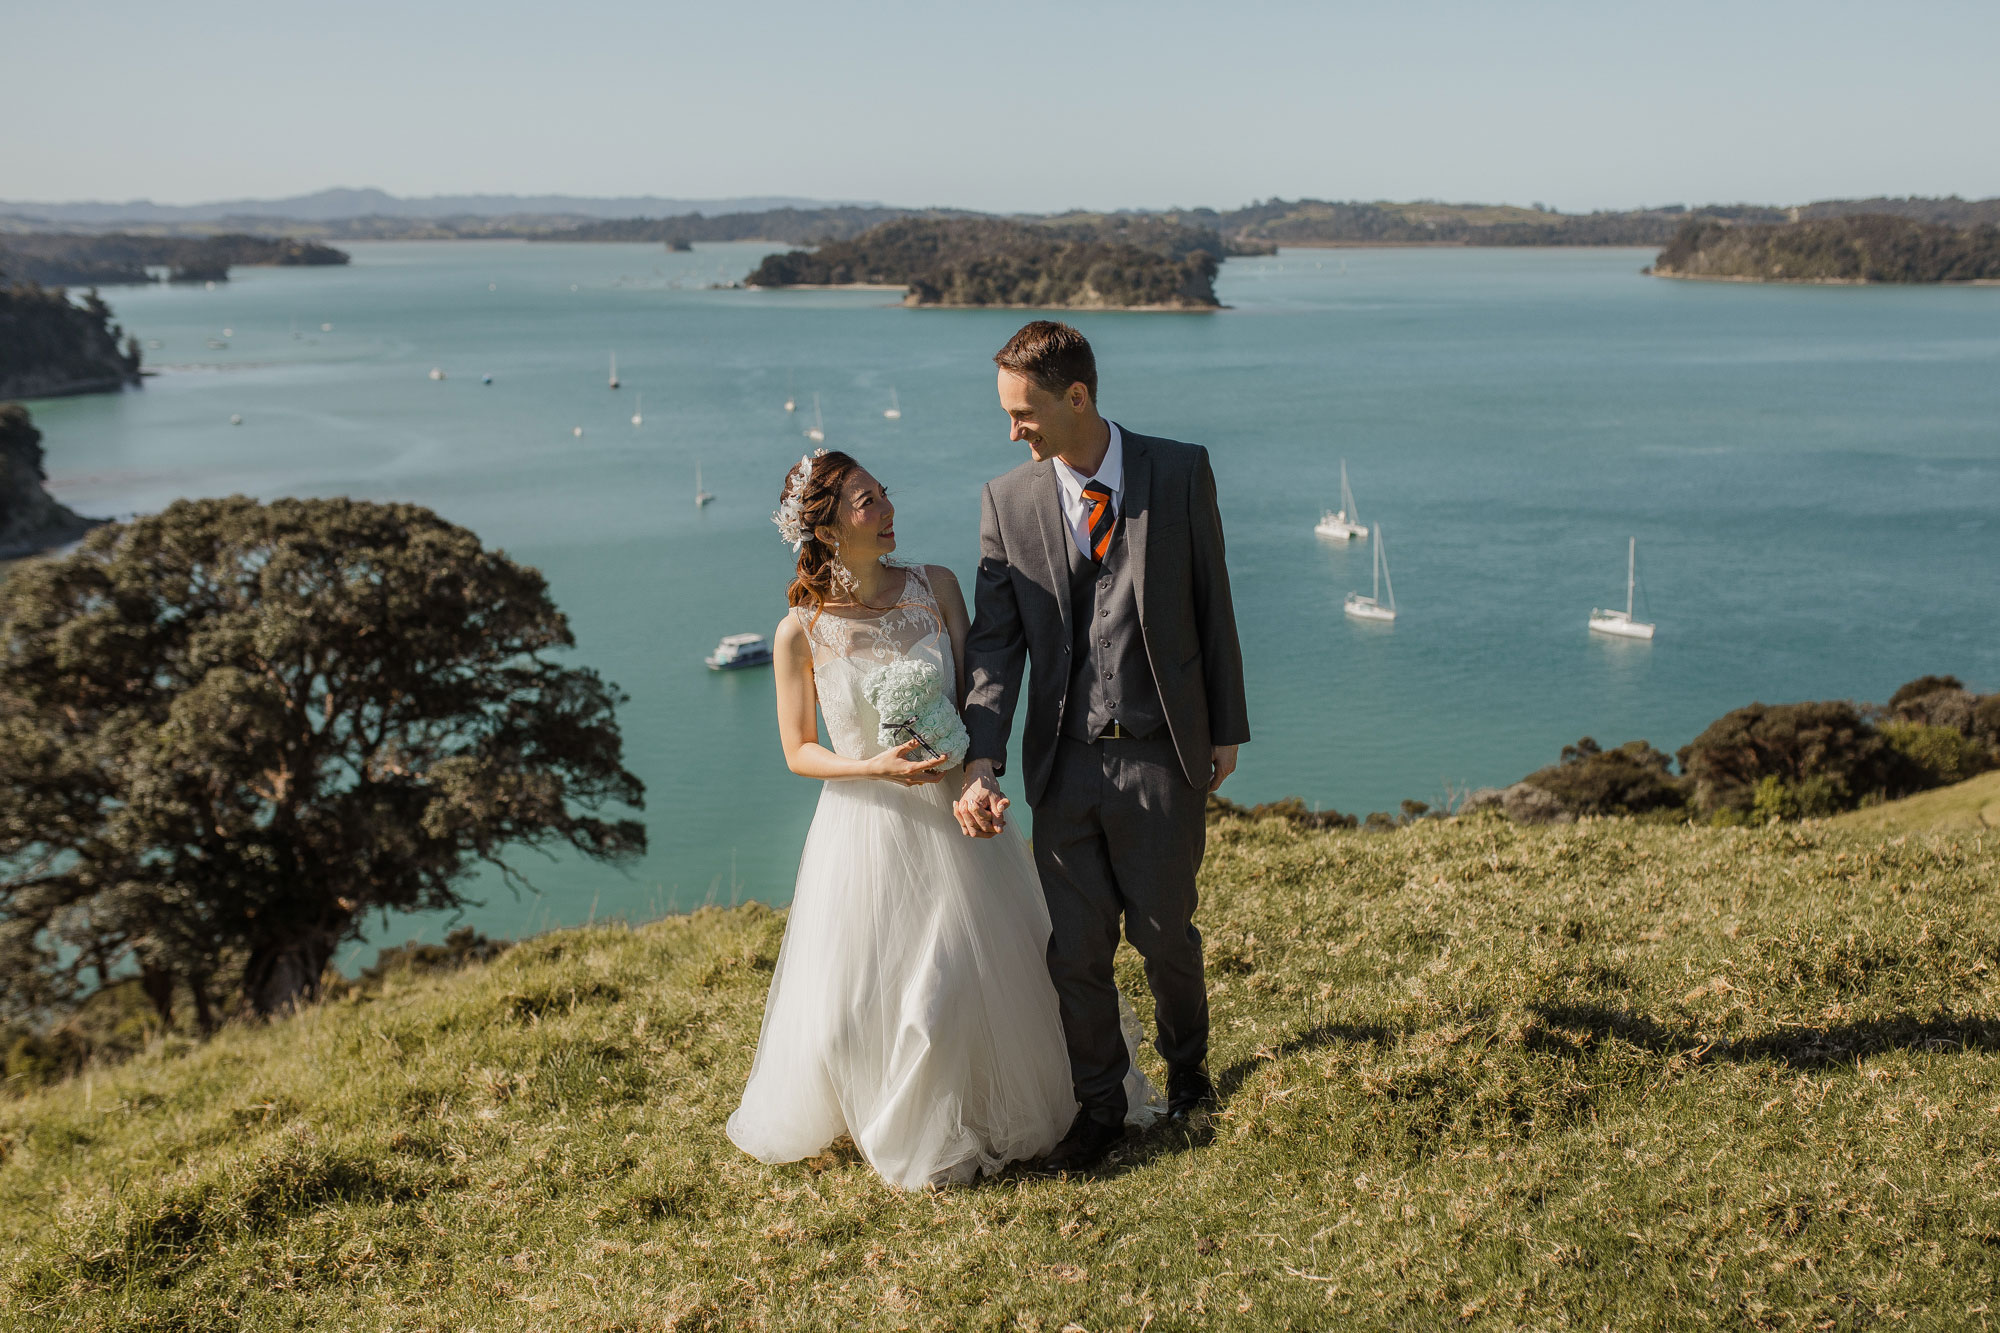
[727,449,1152,1189]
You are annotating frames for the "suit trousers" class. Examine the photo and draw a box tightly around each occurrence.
[1032,731,1209,1123]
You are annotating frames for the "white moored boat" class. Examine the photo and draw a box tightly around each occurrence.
[705,632,772,670]
[1315,459,1368,541]
[884,388,902,420]
[1344,524,1397,622]
[608,351,620,389]
[1589,537,1655,640]
[805,392,825,443]
[694,463,714,508]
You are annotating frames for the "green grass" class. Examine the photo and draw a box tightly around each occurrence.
[1834,770,2000,833]
[5,814,2000,1330]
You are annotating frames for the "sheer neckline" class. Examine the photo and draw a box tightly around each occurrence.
[810,566,916,623]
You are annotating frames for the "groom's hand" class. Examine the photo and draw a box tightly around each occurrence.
[954,760,1010,838]
[1208,744,1239,793]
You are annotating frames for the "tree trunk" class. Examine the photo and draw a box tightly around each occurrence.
[138,964,177,1027]
[242,928,339,1018]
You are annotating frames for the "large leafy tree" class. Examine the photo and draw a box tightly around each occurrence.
[0,496,644,1024]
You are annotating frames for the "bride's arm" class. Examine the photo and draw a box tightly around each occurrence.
[774,614,947,785]
[927,565,971,710]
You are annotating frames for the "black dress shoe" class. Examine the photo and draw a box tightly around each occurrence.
[1039,1110,1125,1174]
[1166,1063,1218,1120]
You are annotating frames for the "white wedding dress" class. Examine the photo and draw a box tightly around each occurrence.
[727,563,1155,1189]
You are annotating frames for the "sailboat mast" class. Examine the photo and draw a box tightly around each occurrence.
[1372,528,1382,601]
[1379,526,1395,611]
[1626,537,1636,618]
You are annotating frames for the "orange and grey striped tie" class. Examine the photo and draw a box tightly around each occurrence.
[1081,480,1116,561]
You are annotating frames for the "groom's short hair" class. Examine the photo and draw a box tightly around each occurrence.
[994,321,1097,405]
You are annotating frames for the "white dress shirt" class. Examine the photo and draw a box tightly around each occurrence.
[1050,421,1124,559]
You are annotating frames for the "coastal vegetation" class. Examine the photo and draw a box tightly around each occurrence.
[1649,215,2000,283]
[0,497,645,1030]
[0,233,348,286]
[5,812,1999,1328]
[745,217,1226,309]
[0,405,99,559]
[0,279,142,398]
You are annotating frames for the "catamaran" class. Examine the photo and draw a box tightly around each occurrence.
[805,393,825,443]
[884,388,902,420]
[608,352,619,389]
[1315,460,1368,541]
[1344,524,1396,622]
[1589,537,1655,639]
[695,463,714,508]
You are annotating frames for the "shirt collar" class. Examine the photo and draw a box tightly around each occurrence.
[1052,421,1124,499]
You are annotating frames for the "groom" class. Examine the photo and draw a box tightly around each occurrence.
[955,321,1250,1173]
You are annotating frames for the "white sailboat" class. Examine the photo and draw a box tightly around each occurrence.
[884,388,902,420]
[805,392,825,443]
[631,394,643,427]
[694,463,714,508]
[1344,524,1397,622]
[1315,460,1368,541]
[608,352,620,389]
[784,371,796,414]
[1589,537,1655,639]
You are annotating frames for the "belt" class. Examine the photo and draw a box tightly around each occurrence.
[1098,719,1135,739]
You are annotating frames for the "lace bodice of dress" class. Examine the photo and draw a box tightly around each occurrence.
[795,563,954,761]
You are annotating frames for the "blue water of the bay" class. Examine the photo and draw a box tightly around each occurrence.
[16,241,1999,967]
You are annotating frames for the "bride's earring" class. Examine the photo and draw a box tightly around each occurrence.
[826,539,857,594]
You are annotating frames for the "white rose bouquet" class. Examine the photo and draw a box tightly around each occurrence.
[862,658,969,768]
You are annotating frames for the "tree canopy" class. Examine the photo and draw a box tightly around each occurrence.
[0,496,644,1027]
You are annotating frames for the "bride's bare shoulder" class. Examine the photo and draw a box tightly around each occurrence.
[774,610,811,656]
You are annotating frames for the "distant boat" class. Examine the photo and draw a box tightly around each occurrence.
[229,414,243,426]
[631,394,643,427]
[1315,460,1368,541]
[205,338,229,349]
[572,426,584,438]
[1589,537,1655,639]
[608,352,619,389]
[884,388,902,420]
[784,370,796,414]
[428,367,445,381]
[1344,524,1396,622]
[805,392,825,443]
[695,463,714,508]
[706,632,772,670]
[482,374,493,385]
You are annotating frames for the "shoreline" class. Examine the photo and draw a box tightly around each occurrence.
[1649,269,2000,287]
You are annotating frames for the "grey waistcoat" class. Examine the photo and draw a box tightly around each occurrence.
[1062,515,1165,741]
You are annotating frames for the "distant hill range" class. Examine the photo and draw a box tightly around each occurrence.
[1650,214,2000,284]
[0,189,858,231]
[746,217,1233,310]
[6,189,1995,250]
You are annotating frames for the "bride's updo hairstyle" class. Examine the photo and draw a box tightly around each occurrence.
[777,449,864,613]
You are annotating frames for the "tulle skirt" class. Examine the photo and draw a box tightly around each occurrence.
[727,773,1150,1189]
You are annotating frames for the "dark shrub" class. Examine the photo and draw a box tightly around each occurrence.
[1523,738,1688,817]
[1678,701,1916,817]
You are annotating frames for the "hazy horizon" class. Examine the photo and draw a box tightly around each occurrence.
[6,0,1997,215]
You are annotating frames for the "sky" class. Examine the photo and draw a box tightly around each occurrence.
[7,0,1998,214]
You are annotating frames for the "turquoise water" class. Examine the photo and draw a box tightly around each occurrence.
[17,241,2000,966]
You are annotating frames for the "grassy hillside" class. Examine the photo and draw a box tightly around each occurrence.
[5,814,2000,1330]
[1834,770,2000,833]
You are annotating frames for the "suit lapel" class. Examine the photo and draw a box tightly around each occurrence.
[1120,427,1151,628]
[1030,459,1073,636]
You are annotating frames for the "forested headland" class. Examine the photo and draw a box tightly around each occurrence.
[0,404,100,558]
[743,217,1230,309]
[0,278,142,398]
[1649,215,2000,283]
[0,233,348,286]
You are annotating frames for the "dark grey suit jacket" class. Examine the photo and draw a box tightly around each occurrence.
[964,425,1251,808]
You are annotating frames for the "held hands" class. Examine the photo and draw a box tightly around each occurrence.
[953,759,1010,838]
[866,738,951,786]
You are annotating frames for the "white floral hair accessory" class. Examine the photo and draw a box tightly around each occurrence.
[772,448,828,551]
